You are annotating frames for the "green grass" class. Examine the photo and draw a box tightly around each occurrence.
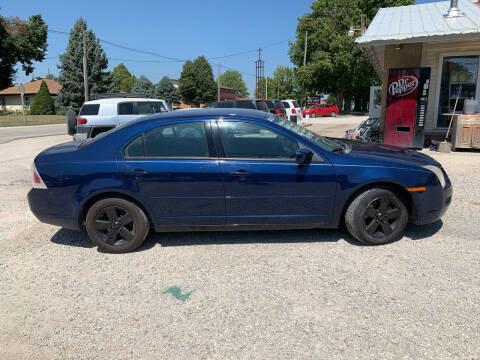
[0,115,65,127]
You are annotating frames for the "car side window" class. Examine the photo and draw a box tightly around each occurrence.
[137,102,166,115]
[282,101,290,108]
[118,102,135,115]
[144,122,209,158]
[218,121,298,160]
[124,136,144,157]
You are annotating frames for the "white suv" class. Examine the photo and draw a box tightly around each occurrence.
[281,100,303,123]
[68,97,170,139]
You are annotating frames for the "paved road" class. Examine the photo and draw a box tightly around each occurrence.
[0,124,67,144]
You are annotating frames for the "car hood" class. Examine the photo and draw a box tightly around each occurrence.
[335,138,441,167]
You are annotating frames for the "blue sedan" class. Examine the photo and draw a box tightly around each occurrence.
[28,109,452,253]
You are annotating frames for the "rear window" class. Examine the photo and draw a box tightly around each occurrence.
[218,101,235,108]
[79,104,100,116]
[255,101,268,111]
[264,100,275,110]
[282,101,290,108]
[235,100,255,109]
[293,101,300,108]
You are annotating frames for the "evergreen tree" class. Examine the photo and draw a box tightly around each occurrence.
[0,14,48,90]
[192,56,216,106]
[131,75,155,98]
[219,70,249,98]
[112,63,136,92]
[178,60,196,106]
[154,76,180,107]
[57,18,115,111]
[29,80,54,115]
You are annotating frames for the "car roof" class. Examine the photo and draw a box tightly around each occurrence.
[136,108,269,124]
[83,98,166,105]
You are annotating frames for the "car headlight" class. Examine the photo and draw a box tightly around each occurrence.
[422,165,446,188]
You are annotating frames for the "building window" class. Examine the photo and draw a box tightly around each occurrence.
[1,97,5,107]
[437,56,479,127]
[25,96,30,106]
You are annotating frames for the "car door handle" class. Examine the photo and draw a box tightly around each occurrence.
[126,169,148,177]
[228,169,250,178]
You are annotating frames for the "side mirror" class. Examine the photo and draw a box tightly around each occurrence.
[295,149,313,165]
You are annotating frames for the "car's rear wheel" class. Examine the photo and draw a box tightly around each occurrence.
[330,111,337,117]
[310,112,316,118]
[345,188,408,245]
[85,198,150,253]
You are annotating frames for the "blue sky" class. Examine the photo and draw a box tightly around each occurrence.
[2,0,443,95]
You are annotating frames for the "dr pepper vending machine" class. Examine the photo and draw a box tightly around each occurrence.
[384,67,431,149]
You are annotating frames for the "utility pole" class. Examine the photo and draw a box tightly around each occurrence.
[82,31,89,102]
[300,30,308,107]
[266,77,268,99]
[217,64,221,101]
[277,79,280,99]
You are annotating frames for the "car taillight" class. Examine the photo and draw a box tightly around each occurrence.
[77,118,87,125]
[32,162,46,189]
[292,108,296,114]
[275,109,281,115]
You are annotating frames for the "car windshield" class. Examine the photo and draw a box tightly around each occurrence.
[265,114,343,152]
[307,105,317,109]
[78,121,133,148]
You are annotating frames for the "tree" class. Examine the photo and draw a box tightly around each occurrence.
[112,63,136,92]
[219,70,249,98]
[29,80,54,115]
[131,75,155,98]
[289,0,413,113]
[45,73,57,80]
[271,66,298,100]
[0,14,48,90]
[155,76,180,107]
[57,18,115,111]
[179,60,196,106]
[179,56,216,107]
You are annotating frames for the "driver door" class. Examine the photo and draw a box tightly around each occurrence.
[214,120,336,225]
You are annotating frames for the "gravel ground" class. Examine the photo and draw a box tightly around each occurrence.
[0,134,479,360]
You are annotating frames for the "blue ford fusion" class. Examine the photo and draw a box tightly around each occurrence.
[28,109,452,253]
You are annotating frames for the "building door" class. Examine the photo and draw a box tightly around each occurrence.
[369,86,382,119]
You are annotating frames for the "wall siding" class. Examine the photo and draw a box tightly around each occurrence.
[422,39,480,133]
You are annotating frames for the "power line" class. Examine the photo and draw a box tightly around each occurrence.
[48,29,291,63]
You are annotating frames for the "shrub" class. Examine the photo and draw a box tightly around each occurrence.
[29,80,55,115]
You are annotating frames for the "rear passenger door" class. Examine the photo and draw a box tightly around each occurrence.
[118,120,225,226]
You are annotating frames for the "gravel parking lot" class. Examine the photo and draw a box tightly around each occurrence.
[1,134,479,359]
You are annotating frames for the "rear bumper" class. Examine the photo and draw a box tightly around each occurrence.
[28,189,80,230]
[411,183,452,225]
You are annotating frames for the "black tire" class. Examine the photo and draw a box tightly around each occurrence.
[66,110,77,136]
[310,112,316,118]
[345,188,408,245]
[85,198,150,253]
[330,111,337,117]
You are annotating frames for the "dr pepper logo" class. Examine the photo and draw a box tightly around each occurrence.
[388,75,418,97]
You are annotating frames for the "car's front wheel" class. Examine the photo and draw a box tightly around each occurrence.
[345,188,408,245]
[85,198,150,253]
[310,112,316,118]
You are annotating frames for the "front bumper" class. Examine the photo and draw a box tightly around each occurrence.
[411,183,453,225]
[28,188,80,230]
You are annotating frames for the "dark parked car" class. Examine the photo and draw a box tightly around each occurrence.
[204,99,268,111]
[29,109,452,253]
[263,99,287,119]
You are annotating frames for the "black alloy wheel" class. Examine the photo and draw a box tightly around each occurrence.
[362,195,402,240]
[95,206,135,246]
[86,198,150,253]
[345,188,408,245]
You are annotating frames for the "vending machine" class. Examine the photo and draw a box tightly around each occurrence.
[384,67,431,149]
